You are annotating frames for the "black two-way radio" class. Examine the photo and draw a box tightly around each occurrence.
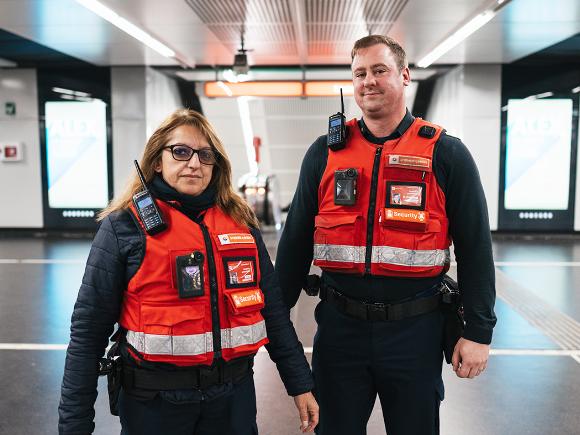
[132,160,167,235]
[327,88,347,151]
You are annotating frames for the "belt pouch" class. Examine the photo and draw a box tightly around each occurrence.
[106,341,122,415]
[440,277,464,364]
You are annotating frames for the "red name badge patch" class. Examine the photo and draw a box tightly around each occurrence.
[231,289,263,309]
[390,185,423,207]
[384,208,429,224]
[227,259,255,285]
[388,155,431,171]
[218,233,254,245]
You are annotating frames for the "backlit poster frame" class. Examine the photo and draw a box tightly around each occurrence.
[38,68,113,230]
[498,95,579,231]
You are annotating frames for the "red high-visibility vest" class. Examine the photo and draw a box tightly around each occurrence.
[119,201,268,366]
[313,118,451,277]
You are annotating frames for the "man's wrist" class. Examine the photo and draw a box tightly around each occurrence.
[463,324,493,345]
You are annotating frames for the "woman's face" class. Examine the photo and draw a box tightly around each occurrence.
[154,125,215,196]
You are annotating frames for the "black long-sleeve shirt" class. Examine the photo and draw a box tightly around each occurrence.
[275,110,496,345]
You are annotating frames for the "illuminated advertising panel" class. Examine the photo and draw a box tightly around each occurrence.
[504,98,573,210]
[45,100,109,209]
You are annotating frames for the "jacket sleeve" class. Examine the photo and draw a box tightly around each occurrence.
[58,214,129,434]
[275,136,328,308]
[252,228,314,396]
[434,134,497,344]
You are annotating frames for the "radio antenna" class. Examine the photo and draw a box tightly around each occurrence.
[134,160,149,192]
[340,88,344,114]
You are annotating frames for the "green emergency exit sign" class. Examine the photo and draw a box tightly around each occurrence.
[5,102,16,116]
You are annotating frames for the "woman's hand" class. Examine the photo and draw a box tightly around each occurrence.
[293,391,319,432]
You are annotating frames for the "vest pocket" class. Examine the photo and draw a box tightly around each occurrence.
[379,216,443,249]
[313,212,364,271]
[141,303,205,336]
[375,217,448,274]
[222,288,268,357]
[224,288,266,316]
[137,303,211,359]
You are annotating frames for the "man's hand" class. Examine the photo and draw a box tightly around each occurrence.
[293,392,319,432]
[451,338,490,379]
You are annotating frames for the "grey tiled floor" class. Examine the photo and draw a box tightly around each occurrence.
[0,233,579,434]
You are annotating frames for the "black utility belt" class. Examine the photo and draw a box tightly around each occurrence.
[122,357,254,391]
[320,284,442,321]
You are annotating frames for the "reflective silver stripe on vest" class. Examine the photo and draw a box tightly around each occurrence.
[313,243,449,267]
[313,244,366,264]
[126,330,213,356]
[221,320,267,349]
[372,246,450,267]
[125,321,267,356]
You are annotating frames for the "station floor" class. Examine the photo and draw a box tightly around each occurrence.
[1,231,579,434]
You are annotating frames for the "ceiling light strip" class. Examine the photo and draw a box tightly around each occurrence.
[416,0,512,68]
[74,0,176,59]
[289,0,308,65]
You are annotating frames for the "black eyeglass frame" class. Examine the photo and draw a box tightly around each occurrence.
[163,144,218,165]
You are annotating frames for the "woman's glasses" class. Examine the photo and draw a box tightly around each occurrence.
[164,145,217,165]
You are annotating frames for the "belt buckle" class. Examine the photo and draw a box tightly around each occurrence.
[366,301,387,321]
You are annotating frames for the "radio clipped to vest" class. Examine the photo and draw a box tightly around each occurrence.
[132,160,167,235]
[327,88,347,151]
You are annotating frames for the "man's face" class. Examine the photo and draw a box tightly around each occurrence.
[351,44,410,119]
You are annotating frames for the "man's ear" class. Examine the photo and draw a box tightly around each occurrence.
[402,66,411,87]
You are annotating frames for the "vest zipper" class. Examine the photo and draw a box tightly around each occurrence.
[199,223,222,360]
[365,146,383,274]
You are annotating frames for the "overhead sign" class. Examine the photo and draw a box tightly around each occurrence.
[204,81,355,97]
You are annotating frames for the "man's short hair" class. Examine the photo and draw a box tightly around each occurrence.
[351,35,407,72]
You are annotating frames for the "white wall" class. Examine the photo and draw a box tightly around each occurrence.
[427,65,502,230]
[111,67,148,196]
[425,67,465,137]
[0,69,43,227]
[145,68,181,138]
[110,67,181,198]
[198,95,250,189]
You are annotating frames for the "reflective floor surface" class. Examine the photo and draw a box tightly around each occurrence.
[0,234,579,434]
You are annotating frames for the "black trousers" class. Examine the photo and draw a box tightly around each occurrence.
[312,300,445,435]
[119,375,259,435]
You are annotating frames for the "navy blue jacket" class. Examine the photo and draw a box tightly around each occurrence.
[58,207,313,434]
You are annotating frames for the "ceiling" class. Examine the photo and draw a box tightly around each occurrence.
[0,0,579,71]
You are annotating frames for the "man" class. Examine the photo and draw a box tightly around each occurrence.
[275,35,496,435]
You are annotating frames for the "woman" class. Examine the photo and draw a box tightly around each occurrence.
[58,109,318,434]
